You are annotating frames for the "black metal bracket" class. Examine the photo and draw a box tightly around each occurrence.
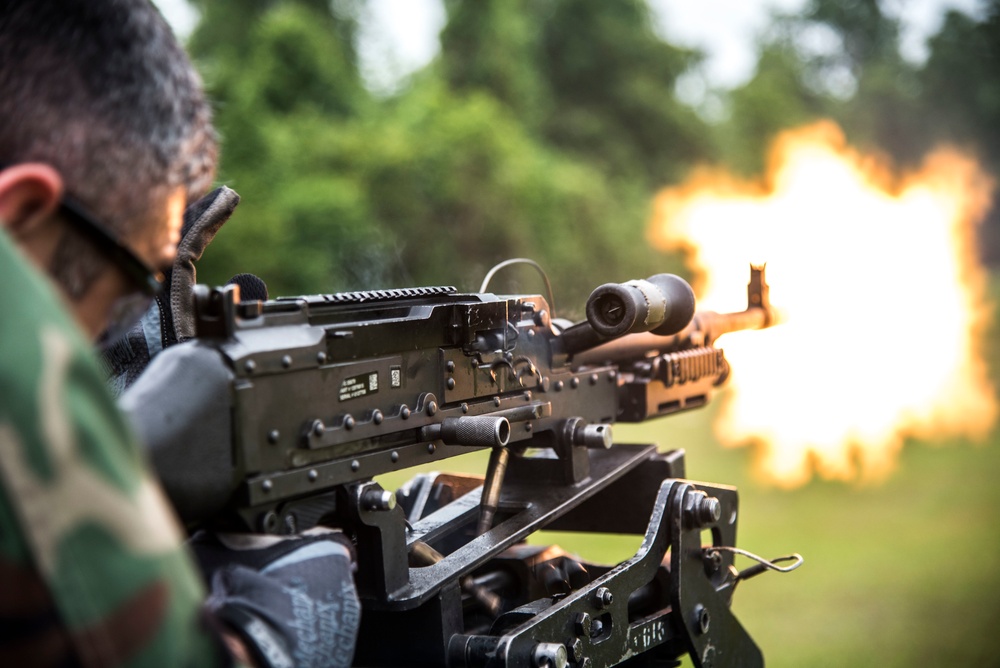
[447,479,762,668]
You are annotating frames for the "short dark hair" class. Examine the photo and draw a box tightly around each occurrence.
[0,0,217,295]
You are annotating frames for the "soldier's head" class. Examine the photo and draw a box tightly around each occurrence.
[0,0,216,339]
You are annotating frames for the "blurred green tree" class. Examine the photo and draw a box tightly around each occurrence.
[918,2,1000,261]
[719,41,830,175]
[540,0,713,185]
[719,0,922,169]
[187,0,381,295]
[438,0,551,128]
[187,0,677,304]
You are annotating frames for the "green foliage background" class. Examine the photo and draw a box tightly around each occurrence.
[187,0,1000,299]
[182,0,1000,664]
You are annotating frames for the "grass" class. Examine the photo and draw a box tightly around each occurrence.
[613,417,1000,667]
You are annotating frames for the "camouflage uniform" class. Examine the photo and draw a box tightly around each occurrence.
[0,228,226,666]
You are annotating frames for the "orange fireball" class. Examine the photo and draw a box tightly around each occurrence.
[649,121,996,487]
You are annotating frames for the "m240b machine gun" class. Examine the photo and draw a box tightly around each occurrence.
[123,264,797,668]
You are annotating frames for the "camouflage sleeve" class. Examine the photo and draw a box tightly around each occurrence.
[0,230,228,667]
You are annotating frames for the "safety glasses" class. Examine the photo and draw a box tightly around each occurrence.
[1,162,168,345]
[58,195,167,347]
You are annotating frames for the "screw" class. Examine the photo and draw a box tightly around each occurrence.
[343,414,355,430]
[390,451,399,463]
[427,443,436,454]
[704,549,723,574]
[281,355,292,368]
[372,409,383,425]
[446,378,456,390]
[307,469,318,482]
[461,403,469,414]
[244,359,256,373]
[317,351,327,364]
[311,420,326,437]
[554,380,564,391]
[267,429,280,444]
[574,612,592,636]
[694,604,711,635]
[594,587,613,609]
[570,377,579,389]
[686,494,722,528]
[261,479,273,492]
[446,360,455,372]
[400,405,411,419]
[351,460,360,472]
[494,396,502,407]
[426,400,438,416]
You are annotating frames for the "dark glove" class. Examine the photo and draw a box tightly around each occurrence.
[101,186,240,395]
[193,531,360,668]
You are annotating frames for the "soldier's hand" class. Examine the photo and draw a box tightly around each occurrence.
[102,186,240,395]
[191,530,360,668]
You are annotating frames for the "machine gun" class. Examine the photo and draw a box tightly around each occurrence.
[123,263,797,668]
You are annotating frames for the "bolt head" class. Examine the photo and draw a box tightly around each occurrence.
[567,638,584,662]
[574,612,592,636]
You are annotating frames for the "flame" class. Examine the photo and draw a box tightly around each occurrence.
[649,121,997,487]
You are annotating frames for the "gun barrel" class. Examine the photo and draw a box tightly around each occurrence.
[564,265,774,365]
[586,274,696,338]
[568,307,767,368]
[557,273,696,356]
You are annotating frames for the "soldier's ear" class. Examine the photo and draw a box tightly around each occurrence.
[0,163,64,236]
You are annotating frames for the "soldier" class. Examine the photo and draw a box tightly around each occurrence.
[0,2,358,666]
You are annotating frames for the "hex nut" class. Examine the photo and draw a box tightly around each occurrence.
[594,586,613,609]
